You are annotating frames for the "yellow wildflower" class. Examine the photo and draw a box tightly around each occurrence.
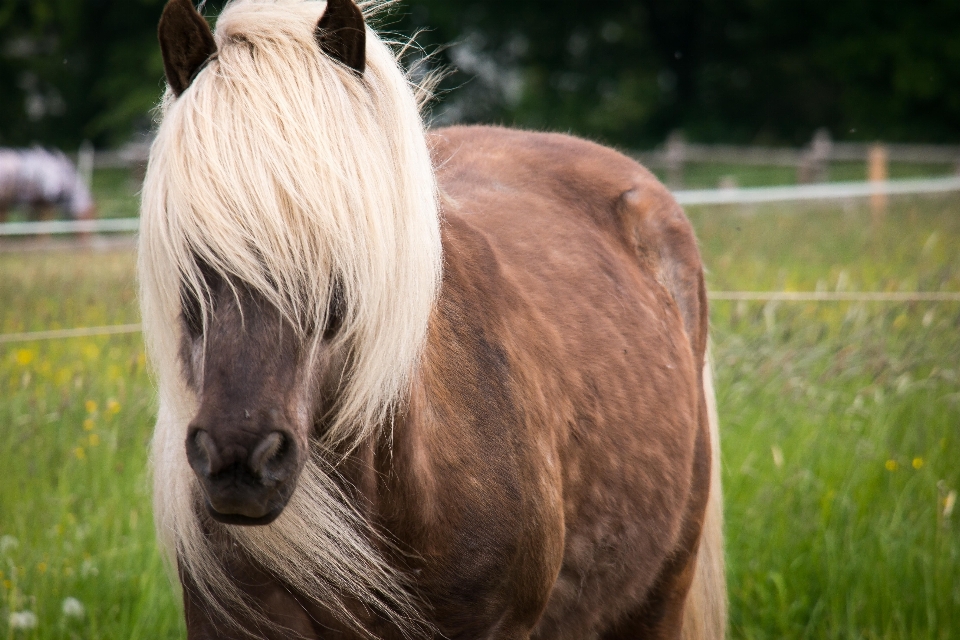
[37,562,47,574]
[83,418,94,431]
[84,400,97,414]
[88,433,100,447]
[885,459,898,472]
[106,399,121,415]
[15,349,35,366]
[912,457,924,469]
[74,447,86,460]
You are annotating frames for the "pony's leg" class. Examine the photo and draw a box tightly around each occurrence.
[33,203,55,222]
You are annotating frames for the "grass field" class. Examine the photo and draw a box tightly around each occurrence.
[1,192,958,638]
[652,161,958,190]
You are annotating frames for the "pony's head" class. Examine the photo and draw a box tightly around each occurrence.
[139,1,438,631]
[140,0,441,530]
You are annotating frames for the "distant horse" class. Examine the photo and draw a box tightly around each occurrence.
[139,0,726,638]
[0,148,95,223]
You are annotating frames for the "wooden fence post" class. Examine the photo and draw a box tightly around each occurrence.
[798,128,832,184]
[77,140,95,190]
[665,130,686,189]
[868,143,888,222]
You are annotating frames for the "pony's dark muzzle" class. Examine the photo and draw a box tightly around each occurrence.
[186,426,301,525]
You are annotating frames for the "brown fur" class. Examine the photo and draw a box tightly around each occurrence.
[176,126,719,639]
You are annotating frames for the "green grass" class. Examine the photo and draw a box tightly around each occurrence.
[694,194,960,638]
[652,161,957,190]
[89,168,142,220]
[1,193,959,638]
[0,250,181,639]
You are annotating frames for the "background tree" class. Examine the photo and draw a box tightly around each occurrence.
[1,0,958,149]
[0,0,166,149]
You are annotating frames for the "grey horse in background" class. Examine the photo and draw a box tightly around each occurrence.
[0,148,96,223]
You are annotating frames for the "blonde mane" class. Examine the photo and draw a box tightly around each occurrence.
[138,0,441,633]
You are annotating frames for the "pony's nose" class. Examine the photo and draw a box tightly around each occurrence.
[186,428,297,486]
[185,426,300,523]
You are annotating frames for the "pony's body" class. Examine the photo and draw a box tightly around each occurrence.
[141,3,724,639]
[178,125,718,640]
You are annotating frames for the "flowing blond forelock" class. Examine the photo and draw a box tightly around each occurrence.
[139,0,440,636]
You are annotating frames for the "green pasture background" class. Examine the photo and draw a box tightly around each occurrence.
[1,190,959,638]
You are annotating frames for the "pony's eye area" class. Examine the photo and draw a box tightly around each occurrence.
[180,259,222,340]
[323,280,345,341]
[181,285,204,339]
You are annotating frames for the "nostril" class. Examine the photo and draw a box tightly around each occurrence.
[186,428,220,477]
[249,432,283,473]
[249,431,294,484]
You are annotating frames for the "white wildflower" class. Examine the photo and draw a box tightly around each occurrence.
[945,491,957,518]
[8,611,38,629]
[0,535,18,554]
[62,597,85,619]
[80,558,98,577]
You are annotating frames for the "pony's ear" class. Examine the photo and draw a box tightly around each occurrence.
[158,0,217,97]
[314,0,366,76]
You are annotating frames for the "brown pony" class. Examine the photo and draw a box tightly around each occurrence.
[138,1,726,638]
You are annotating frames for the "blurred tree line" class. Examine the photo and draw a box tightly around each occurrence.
[1,0,958,150]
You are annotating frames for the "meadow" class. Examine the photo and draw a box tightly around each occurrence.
[1,191,958,638]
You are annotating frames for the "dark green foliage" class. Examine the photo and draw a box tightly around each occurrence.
[0,0,168,148]
[0,0,958,149]
[399,0,960,146]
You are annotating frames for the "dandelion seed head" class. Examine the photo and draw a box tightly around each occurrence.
[0,535,18,554]
[62,597,85,619]
[8,611,38,629]
[80,558,98,577]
